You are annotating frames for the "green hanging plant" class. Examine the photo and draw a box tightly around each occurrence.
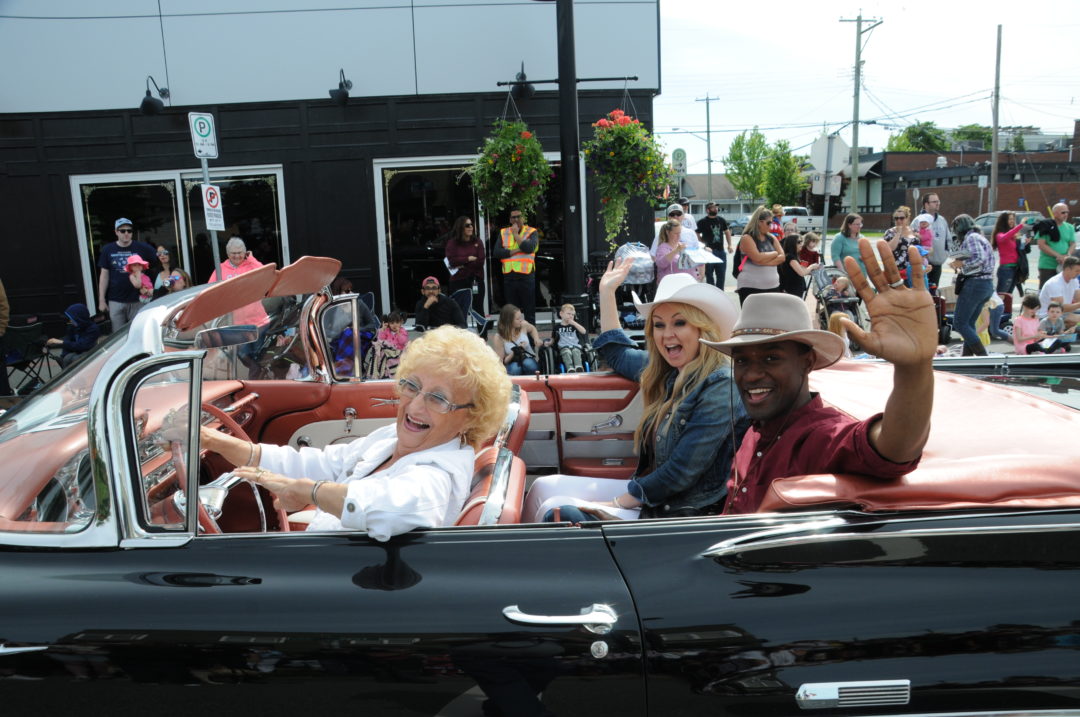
[583,109,674,248]
[469,119,551,217]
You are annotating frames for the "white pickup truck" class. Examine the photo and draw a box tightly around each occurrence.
[780,206,825,234]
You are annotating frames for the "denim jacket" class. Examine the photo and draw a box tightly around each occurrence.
[594,328,750,516]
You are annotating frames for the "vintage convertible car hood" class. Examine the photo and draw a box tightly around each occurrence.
[759,360,1080,513]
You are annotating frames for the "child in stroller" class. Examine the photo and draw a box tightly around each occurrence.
[811,267,865,349]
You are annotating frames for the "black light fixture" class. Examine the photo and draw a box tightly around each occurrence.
[510,62,535,101]
[140,75,170,115]
[329,69,353,106]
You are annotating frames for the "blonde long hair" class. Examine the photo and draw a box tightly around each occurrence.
[634,302,729,449]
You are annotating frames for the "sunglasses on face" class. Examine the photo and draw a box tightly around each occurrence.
[669,212,683,217]
[398,377,474,414]
[510,215,522,220]
[118,229,133,234]
[464,223,473,227]
[893,215,906,221]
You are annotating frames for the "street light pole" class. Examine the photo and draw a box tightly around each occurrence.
[696,95,718,203]
[841,12,881,214]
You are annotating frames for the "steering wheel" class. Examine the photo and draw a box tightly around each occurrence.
[197,402,290,533]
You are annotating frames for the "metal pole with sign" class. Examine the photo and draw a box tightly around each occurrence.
[188,112,222,280]
[672,148,687,198]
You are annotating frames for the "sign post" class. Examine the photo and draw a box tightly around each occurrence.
[188,112,222,279]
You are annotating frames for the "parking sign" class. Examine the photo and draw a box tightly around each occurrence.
[188,112,218,159]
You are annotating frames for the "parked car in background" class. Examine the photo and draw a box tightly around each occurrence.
[727,213,752,235]
[781,206,825,233]
[974,210,1043,238]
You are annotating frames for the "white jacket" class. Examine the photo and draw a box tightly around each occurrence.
[258,425,475,541]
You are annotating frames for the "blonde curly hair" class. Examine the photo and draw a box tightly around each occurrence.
[395,325,511,449]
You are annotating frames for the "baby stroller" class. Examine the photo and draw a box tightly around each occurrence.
[584,253,612,334]
[810,266,866,351]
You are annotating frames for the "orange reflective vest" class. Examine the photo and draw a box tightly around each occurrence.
[500,226,537,274]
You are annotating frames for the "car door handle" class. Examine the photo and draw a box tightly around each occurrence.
[0,644,48,656]
[502,603,617,634]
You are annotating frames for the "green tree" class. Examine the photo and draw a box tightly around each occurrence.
[953,123,992,148]
[723,127,769,199]
[763,140,808,206]
[884,121,948,153]
[1009,133,1026,152]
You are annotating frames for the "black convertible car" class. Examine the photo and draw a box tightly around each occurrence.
[1,257,1078,716]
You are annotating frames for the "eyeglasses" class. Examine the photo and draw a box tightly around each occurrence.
[893,215,906,221]
[463,223,473,227]
[669,212,683,217]
[423,284,439,291]
[509,214,522,220]
[117,228,133,234]
[398,377,474,414]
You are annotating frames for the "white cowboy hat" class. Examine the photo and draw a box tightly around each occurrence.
[632,274,738,339]
[699,293,846,370]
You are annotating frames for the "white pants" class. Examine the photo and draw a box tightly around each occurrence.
[524,474,640,523]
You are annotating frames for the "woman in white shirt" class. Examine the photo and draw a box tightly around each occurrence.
[200,325,511,541]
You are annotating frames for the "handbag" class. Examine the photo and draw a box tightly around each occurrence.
[954,272,967,295]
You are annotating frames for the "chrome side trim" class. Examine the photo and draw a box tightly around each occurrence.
[797,679,909,709]
[0,644,49,656]
[492,384,522,451]
[703,517,847,557]
[704,520,1080,559]
[477,447,515,526]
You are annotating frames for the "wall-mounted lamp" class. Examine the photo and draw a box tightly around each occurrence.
[510,62,535,101]
[329,69,353,106]
[140,75,170,114]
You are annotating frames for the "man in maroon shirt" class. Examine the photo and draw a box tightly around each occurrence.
[702,238,937,514]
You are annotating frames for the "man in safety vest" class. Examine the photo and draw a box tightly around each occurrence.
[494,207,539,324]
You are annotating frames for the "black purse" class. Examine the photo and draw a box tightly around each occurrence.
[954,272,967,295]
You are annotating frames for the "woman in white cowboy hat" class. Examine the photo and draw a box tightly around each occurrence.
[701,238,938,514]
[524,260,749,523]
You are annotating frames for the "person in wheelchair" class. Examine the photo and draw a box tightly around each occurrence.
[493,304,541,375]
[200,326,510,541]
[550,303,590,372]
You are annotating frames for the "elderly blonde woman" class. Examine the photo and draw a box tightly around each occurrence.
[200,326,511,541]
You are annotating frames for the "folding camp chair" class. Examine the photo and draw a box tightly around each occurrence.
[5,322,52,395]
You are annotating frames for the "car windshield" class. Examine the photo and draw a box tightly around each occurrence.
[978,374,1080,411]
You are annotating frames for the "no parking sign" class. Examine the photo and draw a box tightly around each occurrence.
[201,184,225,231]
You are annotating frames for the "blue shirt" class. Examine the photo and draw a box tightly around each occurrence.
[97,240,157,303]
[830,232,867,277]
[593,328,750,514]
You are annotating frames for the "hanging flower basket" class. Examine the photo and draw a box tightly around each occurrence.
[468,119,551,217]
[583,109,673,247]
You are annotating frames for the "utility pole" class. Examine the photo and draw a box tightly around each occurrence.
[841,11,881,214]
[695,95,719,204]
[989,24,1002,211]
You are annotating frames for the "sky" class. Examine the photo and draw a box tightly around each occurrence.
[653,0,1080,174]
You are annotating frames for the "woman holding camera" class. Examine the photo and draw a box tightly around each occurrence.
[492,303,540,375]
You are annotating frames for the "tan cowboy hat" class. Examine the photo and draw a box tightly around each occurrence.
[632,274,738,339]
[699,293,846,369]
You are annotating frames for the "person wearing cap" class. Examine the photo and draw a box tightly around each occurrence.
[678,197,697,232]
[697,202,732,290]
[413,276,466,330]
[702,238,937,515]
[493,208,539,324]
[523,265,749,523]
[96,218,157,330]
